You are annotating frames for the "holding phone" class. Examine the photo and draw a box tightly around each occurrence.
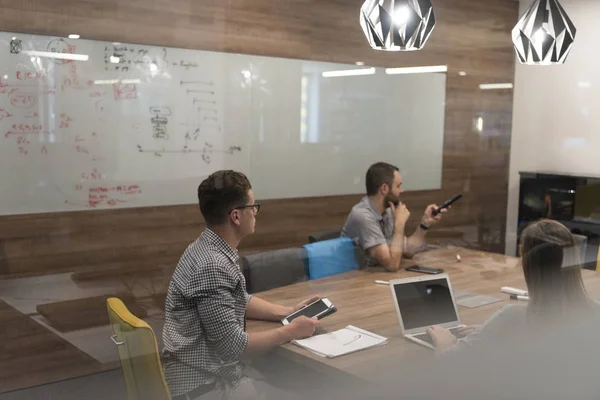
[281,298,337,325]
[406,265,444,275]
[432,194,463,216]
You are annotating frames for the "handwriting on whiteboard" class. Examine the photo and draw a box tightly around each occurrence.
[80,168,107,181]
[172,60,199,69]
[5,126,53,137]
[0,108,13,121]
[11,124,42,131]
[16,70,47,81]
[47,39,76,65]
[10,93,38,108]
[104,44,158,72]
[113,83,137,101]
[59,113,74,128]
[87,185,142,208]
[1,33,252,213]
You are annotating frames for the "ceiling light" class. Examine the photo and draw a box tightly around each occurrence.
[150,63,158,72]
[110,56,120,63]
[322,67,376,78]
[68,34,80,39]
[476,117,483,133]
[393,6,411,25]
[360,0,436,51]
[479,83,513,90]
[23,50,88,61]
[512,0,576,65]
[94,79,141,85]
[385,65,447,75]
[93,79,120,85]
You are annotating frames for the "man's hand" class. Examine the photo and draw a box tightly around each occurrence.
[389,201,410,229]
[427,325,457,352]
[287,316,319,340]
[292,296,321,314]
[421,204,447,227]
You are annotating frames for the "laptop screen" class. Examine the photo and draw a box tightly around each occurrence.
[393,278,458,330]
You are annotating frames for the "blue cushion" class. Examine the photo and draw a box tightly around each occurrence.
[303,237,359,280]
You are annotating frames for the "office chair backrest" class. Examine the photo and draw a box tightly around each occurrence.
[241,247,308,293]
[308,228,342,244]
[106,297,172,400]
[303,237,359,280]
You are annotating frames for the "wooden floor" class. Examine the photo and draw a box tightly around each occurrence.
[0,299,104,394]
[0,369,126,400]
[0,269,169,393]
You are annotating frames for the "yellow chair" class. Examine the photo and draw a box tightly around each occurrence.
[106,297,172,400]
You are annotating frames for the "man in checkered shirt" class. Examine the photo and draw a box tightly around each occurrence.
[162,170,319,400]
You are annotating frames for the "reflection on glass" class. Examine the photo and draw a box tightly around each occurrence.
[300,75,308,143]
[252,58,446,199]
[475,117,484,133]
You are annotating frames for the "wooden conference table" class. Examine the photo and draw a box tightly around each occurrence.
[247,246,600,384]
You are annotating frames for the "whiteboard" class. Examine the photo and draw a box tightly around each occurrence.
[0,32,446,215]
[248,57,446,199]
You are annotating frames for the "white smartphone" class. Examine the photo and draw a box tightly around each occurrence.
[281,298,336,325]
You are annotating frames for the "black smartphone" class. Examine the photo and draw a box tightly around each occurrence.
[405,265,444,275]
[432,194,463,216]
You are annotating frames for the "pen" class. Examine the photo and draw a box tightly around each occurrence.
[375,280,389,285]
[510,294,529,301]
[501,286,528,296]
[343,334,362,346]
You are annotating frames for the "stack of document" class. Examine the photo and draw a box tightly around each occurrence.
[293,325,387,358]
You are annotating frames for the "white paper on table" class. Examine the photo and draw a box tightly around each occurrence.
[293,325,387,358]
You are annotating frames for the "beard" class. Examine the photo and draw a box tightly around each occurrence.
[385,193,400,208]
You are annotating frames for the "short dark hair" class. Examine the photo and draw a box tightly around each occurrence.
[198,170,252,225]
[365,162,399,196]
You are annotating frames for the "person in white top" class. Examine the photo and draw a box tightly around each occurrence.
[428,219,598,352]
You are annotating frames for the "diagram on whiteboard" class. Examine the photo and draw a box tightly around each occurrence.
[150,106,170,139]
[0,32,248,215]
[136,142,242,164]
[135,78,241,163]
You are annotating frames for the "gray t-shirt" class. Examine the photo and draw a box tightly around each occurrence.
[341,196,403,267]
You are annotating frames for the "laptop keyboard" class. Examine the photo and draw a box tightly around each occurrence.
[412,326,464,348]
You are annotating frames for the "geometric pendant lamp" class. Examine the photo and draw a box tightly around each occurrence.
[360,0,436,51]
[511,0,576,65]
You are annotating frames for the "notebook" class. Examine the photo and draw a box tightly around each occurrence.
[293,325,387,358]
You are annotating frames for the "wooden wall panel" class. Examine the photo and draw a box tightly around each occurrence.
[0,0,517,393]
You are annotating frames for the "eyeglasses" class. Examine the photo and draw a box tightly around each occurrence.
[229,202,260,216]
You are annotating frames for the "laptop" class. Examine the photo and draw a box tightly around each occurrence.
[389,273,464,350]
